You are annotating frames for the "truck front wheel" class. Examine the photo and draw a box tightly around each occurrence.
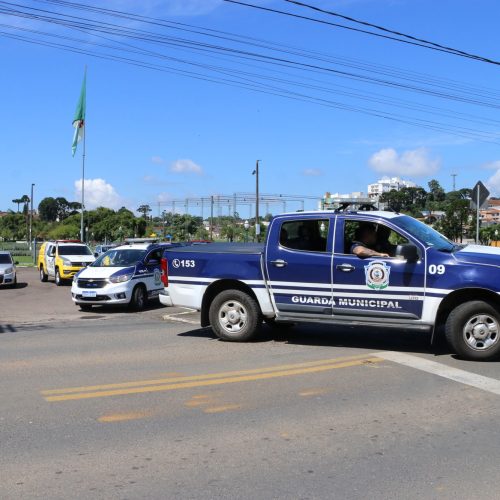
[209,289,261,342]
[55,268,63,286]
[445,301,500,360]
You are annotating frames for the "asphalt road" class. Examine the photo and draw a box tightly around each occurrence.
[2,269,500,499]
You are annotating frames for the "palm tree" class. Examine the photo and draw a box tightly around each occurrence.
[137,204,152,220]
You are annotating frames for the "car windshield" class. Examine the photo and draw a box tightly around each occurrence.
[92,249,146,267]
[393,215,455,252]
[59,245,92,256]
[0,254,12,264]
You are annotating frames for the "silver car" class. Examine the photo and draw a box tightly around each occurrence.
[0,251,17,287]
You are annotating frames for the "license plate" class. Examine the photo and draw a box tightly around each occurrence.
[82,290,97,298]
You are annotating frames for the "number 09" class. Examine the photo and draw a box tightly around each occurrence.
[428,264,445,275]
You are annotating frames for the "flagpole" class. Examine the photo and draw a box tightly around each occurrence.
[80,65,87,243]
[80,125,85,242]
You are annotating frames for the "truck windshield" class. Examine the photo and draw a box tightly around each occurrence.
[92,249,146,267]
[393,215,455,252]
[58,245,92,256]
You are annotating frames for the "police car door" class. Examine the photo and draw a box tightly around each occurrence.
[144,248,163,299]
[332,217,425,320]
[265,216,334,318]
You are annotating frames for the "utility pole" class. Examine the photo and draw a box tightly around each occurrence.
[210,195,214,241]
[451,173,457,191]
[29,183,34,251]
[253,160,261,242]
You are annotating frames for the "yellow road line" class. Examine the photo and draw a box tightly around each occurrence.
[44,357,383,402]
[98,411,150,423]
[41,353,376,396]
[204,404,241,414]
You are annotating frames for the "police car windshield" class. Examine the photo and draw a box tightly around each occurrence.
[92,249,146,267]
[0,254,12,264]
[394,216,455,252]
[59,245,92,256]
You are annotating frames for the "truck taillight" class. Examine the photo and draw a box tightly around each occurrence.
[160,257,168,286]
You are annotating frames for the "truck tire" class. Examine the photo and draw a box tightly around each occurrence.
[129,285,147,311]
[445,301,500,360]
[55,268,63,286]
[209,289,261,342]
[39,266,48,282]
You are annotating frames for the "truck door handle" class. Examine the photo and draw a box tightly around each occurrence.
[271,259,287,268]
[336,263,355,272]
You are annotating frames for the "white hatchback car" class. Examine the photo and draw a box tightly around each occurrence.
[0,251,17,287]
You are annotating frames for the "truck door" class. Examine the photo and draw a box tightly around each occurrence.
[265,216,334,318]
[46,244,56,277]
[332,217,426,320]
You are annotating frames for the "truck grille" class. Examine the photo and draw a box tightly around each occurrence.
[77,278,108,289]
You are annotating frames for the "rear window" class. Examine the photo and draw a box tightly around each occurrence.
[279,219,329,252]
[58,245,92,256]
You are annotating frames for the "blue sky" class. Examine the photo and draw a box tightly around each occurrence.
[2,0,500,215]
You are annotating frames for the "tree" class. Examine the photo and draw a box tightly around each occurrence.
[12,198,22,213]
[137,204,152,220]
[38,197,59,222]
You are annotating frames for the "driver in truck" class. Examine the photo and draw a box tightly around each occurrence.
[351,224,390,259]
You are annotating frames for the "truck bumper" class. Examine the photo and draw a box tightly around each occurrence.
[71,282,131,306]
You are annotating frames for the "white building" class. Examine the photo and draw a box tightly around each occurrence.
[367,177,417,200]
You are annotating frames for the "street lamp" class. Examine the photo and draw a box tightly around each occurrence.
[244,220,249,242]
[252,160,261,242]
[29,183,34,252]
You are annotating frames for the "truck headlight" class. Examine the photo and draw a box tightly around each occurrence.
[109,272,133,284]
[61,257,72,266]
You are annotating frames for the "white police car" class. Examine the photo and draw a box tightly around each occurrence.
[71,241,168,311]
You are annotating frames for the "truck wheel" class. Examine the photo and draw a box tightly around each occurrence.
[55,268,63,286]
[209,289,261,342]
[129,285,147,311]
[39,266,48,282]
[445,301,500,360]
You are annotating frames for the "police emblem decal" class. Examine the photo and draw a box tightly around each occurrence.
[364,260,390,290]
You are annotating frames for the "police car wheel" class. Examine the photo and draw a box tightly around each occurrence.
[129,285,147,311]
[445,301,500,360]
[209,289,261,342]
[39,266,48,282]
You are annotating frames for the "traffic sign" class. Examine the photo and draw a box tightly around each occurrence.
[470,180,490,209]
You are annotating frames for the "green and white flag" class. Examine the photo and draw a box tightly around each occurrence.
[71,69,86,157]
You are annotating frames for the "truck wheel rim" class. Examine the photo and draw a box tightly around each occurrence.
[219,300,247,334]
[463,314,499,351]
[136,289,145,308]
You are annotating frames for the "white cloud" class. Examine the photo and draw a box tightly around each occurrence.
[368,147,440,177]
[302,168,324,177]
[74,178,124,210]
[483,160,500,170]
[170,159,203,175]
[486,169,500,196]
[151,156,165,164]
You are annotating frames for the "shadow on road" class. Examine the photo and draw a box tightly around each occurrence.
[178,323,451,357]
[77,300,166,315]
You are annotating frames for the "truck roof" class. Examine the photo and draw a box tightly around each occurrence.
[275,210,401,220]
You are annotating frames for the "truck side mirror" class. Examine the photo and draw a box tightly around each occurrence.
[395,244,419,263]
[94,252,99,258]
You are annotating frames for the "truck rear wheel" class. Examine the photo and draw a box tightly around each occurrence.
[209,289,261,342]
[445,301,500,360]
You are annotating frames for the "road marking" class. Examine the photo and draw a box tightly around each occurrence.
[163,308,199,325]
[98,411,150,423]
[204,404,241,414]
[376,351,500,396]
[41,353,377,396]
[299,388,329,397]
[42,355,382,402]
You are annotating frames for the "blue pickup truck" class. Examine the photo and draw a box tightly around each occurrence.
[159,209,500,361]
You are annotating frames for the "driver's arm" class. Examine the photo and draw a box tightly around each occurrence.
[352,244,389,258]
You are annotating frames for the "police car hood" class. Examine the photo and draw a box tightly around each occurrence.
[77,265,134,279]
[67,254,95,263]
[455,244,500,267]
